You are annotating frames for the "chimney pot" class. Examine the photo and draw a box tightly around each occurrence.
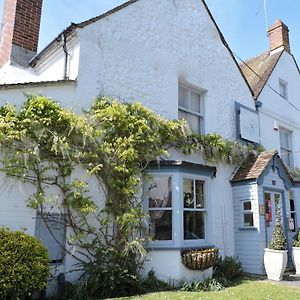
[268,19,291,54]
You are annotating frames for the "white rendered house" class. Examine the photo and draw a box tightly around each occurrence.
[0,0,299,286]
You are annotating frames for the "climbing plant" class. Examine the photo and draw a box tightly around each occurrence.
[0,95,260,297]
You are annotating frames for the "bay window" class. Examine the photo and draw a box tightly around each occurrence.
[147,164,213,248]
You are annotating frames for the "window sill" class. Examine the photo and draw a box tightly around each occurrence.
[238,227,258,231]
[147,244,215,251]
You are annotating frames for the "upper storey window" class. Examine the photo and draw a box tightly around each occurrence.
[279,79,288,100]
[178,83,204,134]
[279,127,292,167]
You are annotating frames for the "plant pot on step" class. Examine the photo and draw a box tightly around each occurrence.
[292,247,300,275]
[292,229,300,275]
[264,248,287,281]
[263,200,287,281]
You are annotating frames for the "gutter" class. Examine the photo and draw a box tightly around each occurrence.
[29,23,78,67]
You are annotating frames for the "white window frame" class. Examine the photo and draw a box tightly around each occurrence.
[146,171,211,249]
[178,82,205,134]
[279,79,288,100]
[241,200,254,228]
[279,127,293,167]
[147,174,174,246]
[182,177,206,242]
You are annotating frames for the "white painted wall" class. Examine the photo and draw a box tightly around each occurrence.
[258,52,300,168]
[0,0,257,284]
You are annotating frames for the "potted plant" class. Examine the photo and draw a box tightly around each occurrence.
[292,229,300,275]
[264,198,287,281]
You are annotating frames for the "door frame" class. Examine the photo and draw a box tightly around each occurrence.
[263,187,288,247]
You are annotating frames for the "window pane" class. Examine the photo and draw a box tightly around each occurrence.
[178,109,188,121]
[195,180,205,208]
[187,113,200,133]
[149,177,172,208]
[243,201,251,211]
[280,148,291,166]
[184,211,205,239]
[243,213,254,227]
[178,85,189,108]
[183,178,194,208]
[280,131,289,149]
[149,210,172,240]
[190,91,201,113]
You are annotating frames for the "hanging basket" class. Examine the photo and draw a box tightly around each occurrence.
[181,247,219,271]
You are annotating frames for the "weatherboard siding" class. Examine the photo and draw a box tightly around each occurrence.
[232,183,264,274]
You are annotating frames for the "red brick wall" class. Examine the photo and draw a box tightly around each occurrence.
[268,19,291,54]
[0,0,43,66]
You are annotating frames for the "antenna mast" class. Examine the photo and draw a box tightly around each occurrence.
[263,0,269,35]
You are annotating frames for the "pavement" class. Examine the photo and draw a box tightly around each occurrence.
[264,273,300,289]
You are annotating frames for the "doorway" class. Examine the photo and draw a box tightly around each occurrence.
[264,191,283,245]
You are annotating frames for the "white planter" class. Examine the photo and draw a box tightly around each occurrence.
[292,247,300,275]
[264,248,287,281]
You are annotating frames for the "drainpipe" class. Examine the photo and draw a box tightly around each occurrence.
[62,32,69,80]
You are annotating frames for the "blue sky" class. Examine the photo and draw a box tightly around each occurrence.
[0,0,299,63]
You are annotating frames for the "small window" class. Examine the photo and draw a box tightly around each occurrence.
[178,83,204,134]
[279,79,288,99]
[148,176,172,241]
[35,213,66,262]
[290,191,297,232]
[242,200,254,227]
[279,127,292,167]
[183,178,206,240]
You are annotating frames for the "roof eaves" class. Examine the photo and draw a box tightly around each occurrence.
[29,23,78,67]
[0,79,77,90]
[77,0,140,28]
[200,0,254,98]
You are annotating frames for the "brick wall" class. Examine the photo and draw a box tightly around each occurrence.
[268,19,291,54]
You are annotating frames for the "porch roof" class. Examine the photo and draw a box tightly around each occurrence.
[231,150,294,188]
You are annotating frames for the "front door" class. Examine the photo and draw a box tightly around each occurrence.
[264,191,282,245]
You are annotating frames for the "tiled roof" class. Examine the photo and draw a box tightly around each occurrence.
[0,79,77,90]
[239,51,283,100]
[231,150,278,182]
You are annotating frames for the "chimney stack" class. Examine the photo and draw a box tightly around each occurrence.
[0,0,43,68]
[268,19,291,54]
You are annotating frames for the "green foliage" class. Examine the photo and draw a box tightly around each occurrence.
[180,278,226,292]
[268,223,287,250]
[0,227,50,300]
[140,270,172,294]
[0,95,261,299]
[268,197,287,251]
[72,247,140,299]
[293,229,300,247]
[213,256,243,281]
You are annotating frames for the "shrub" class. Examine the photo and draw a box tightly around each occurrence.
[180,278,225,292]
[73,247,140,299]
[213,256,242,281]
[0,227,50,299]
[293,228,300,247]
[268,223,287,250]
[140,270,172,293]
